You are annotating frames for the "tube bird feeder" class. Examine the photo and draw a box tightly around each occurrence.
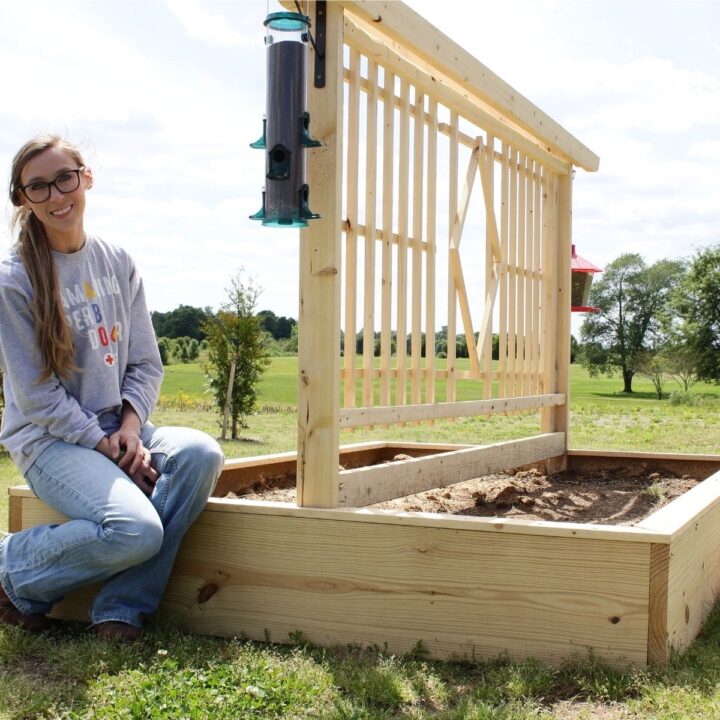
[250,11,320,227]
[571,244,602,312]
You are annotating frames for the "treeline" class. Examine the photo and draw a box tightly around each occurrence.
[151,305,298,358]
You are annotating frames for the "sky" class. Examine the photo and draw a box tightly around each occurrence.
[1,0,719,332]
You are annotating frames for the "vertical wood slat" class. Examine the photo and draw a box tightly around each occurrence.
[516,152,527,396]
[425,98,438,408]
[540,170,559,436]
[498,142,509,398]
[396,78,411,406]
[508,147,518,396]
[446,112,458,403]
[363,60,378,408]
[380,70,395,409]
[344,48,361,409]
[411,91,425,406]
[523,156,534,395]
[551,172,572,452]
[532,160,542,393]
[297,0,344,508]
[483,134,495,399]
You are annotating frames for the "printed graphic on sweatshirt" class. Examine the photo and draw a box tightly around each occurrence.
[60,273,123,366]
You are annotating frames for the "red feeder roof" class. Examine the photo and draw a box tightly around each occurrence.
[571,244,602,273]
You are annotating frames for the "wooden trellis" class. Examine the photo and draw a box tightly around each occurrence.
[289,0,596,508]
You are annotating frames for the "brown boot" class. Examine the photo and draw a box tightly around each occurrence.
[94,621,142,643]
[0,583,54,633]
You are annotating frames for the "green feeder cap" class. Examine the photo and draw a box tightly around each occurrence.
[263,12,310,31]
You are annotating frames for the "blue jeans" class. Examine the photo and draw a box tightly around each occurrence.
[0,425,223,628]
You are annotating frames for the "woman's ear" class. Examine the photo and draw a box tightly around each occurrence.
[84,166,93,190]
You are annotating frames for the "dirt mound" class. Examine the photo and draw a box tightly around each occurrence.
[227,462,699,525]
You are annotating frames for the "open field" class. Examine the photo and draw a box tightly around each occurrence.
[3,359,720,718]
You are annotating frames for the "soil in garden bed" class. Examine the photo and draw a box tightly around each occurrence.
[225,459,700,525]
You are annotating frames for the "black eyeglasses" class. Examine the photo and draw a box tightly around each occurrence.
[18,167,85,204]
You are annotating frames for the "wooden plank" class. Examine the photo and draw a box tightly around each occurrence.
[508,147,518,396]
[396,78,410,406]
[344,47,361,409]
[7,486,673,544]
[339,432,565,507]
[449,248,479,378]
[340,393,565,427]
[540,171,558,435]
[446,112,458,402]
[411,89,425,406]
[363,59,379,408]
[8,491,23,533]
[342,16,572,175]
[498,142,509,398]
[296,0,344,508]
[450,140,481,251]
[531,161,542,393]
[167,512,648,665]
[657,474,720,655]
[339,3,599,170]
[516,152,527,396]
[483,134,495,398]
[648,544,670,666]
[551,172,572,447]
[380,69,395,408]
[425,98,438,407]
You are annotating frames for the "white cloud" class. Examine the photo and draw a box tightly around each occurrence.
[163,0,259,48]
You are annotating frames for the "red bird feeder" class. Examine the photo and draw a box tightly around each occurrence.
[571,244,602,312]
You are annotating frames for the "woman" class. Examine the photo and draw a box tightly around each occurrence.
[0,134,224,641]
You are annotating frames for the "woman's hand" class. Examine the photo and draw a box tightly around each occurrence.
[109,429,158,496]
[95,400,159,496]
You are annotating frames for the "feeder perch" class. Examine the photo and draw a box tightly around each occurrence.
[250,11,320,228]
[571,244,602,312]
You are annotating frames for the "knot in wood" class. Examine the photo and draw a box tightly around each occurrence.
[198,583,219,604]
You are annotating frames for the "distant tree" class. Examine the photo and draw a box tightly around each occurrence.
[151,305,213,340]
[0,366,4,415]
[580,254,686,393]
[274,316,295,340]
[673,243,720,382]
[187,338,200,362]
[157,338,170,366]
[257,310,278,338]
[203,272,270,439]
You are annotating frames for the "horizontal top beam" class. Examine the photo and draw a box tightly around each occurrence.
[283,0,599,172]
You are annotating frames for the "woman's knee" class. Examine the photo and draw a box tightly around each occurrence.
[102,512,164,567]
[176,433,224,492]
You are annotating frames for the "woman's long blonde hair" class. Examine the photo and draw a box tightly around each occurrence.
[8,134,83,381]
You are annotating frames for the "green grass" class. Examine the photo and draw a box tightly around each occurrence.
[3,359,720,718]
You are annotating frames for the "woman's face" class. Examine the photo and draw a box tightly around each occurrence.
[20,145,92,247]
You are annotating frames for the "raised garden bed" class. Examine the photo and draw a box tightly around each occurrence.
[9,442,720,667]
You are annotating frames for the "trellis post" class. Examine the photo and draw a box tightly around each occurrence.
[295,0,344,507]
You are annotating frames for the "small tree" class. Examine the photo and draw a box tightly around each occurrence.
[157,338,170,366]
[634,351,667,400]
[187,338,200,362]
[203,272,270,439]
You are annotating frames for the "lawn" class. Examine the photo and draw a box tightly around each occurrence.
[3,359,720,719]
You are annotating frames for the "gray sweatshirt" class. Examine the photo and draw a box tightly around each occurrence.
[0,235,163,473]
